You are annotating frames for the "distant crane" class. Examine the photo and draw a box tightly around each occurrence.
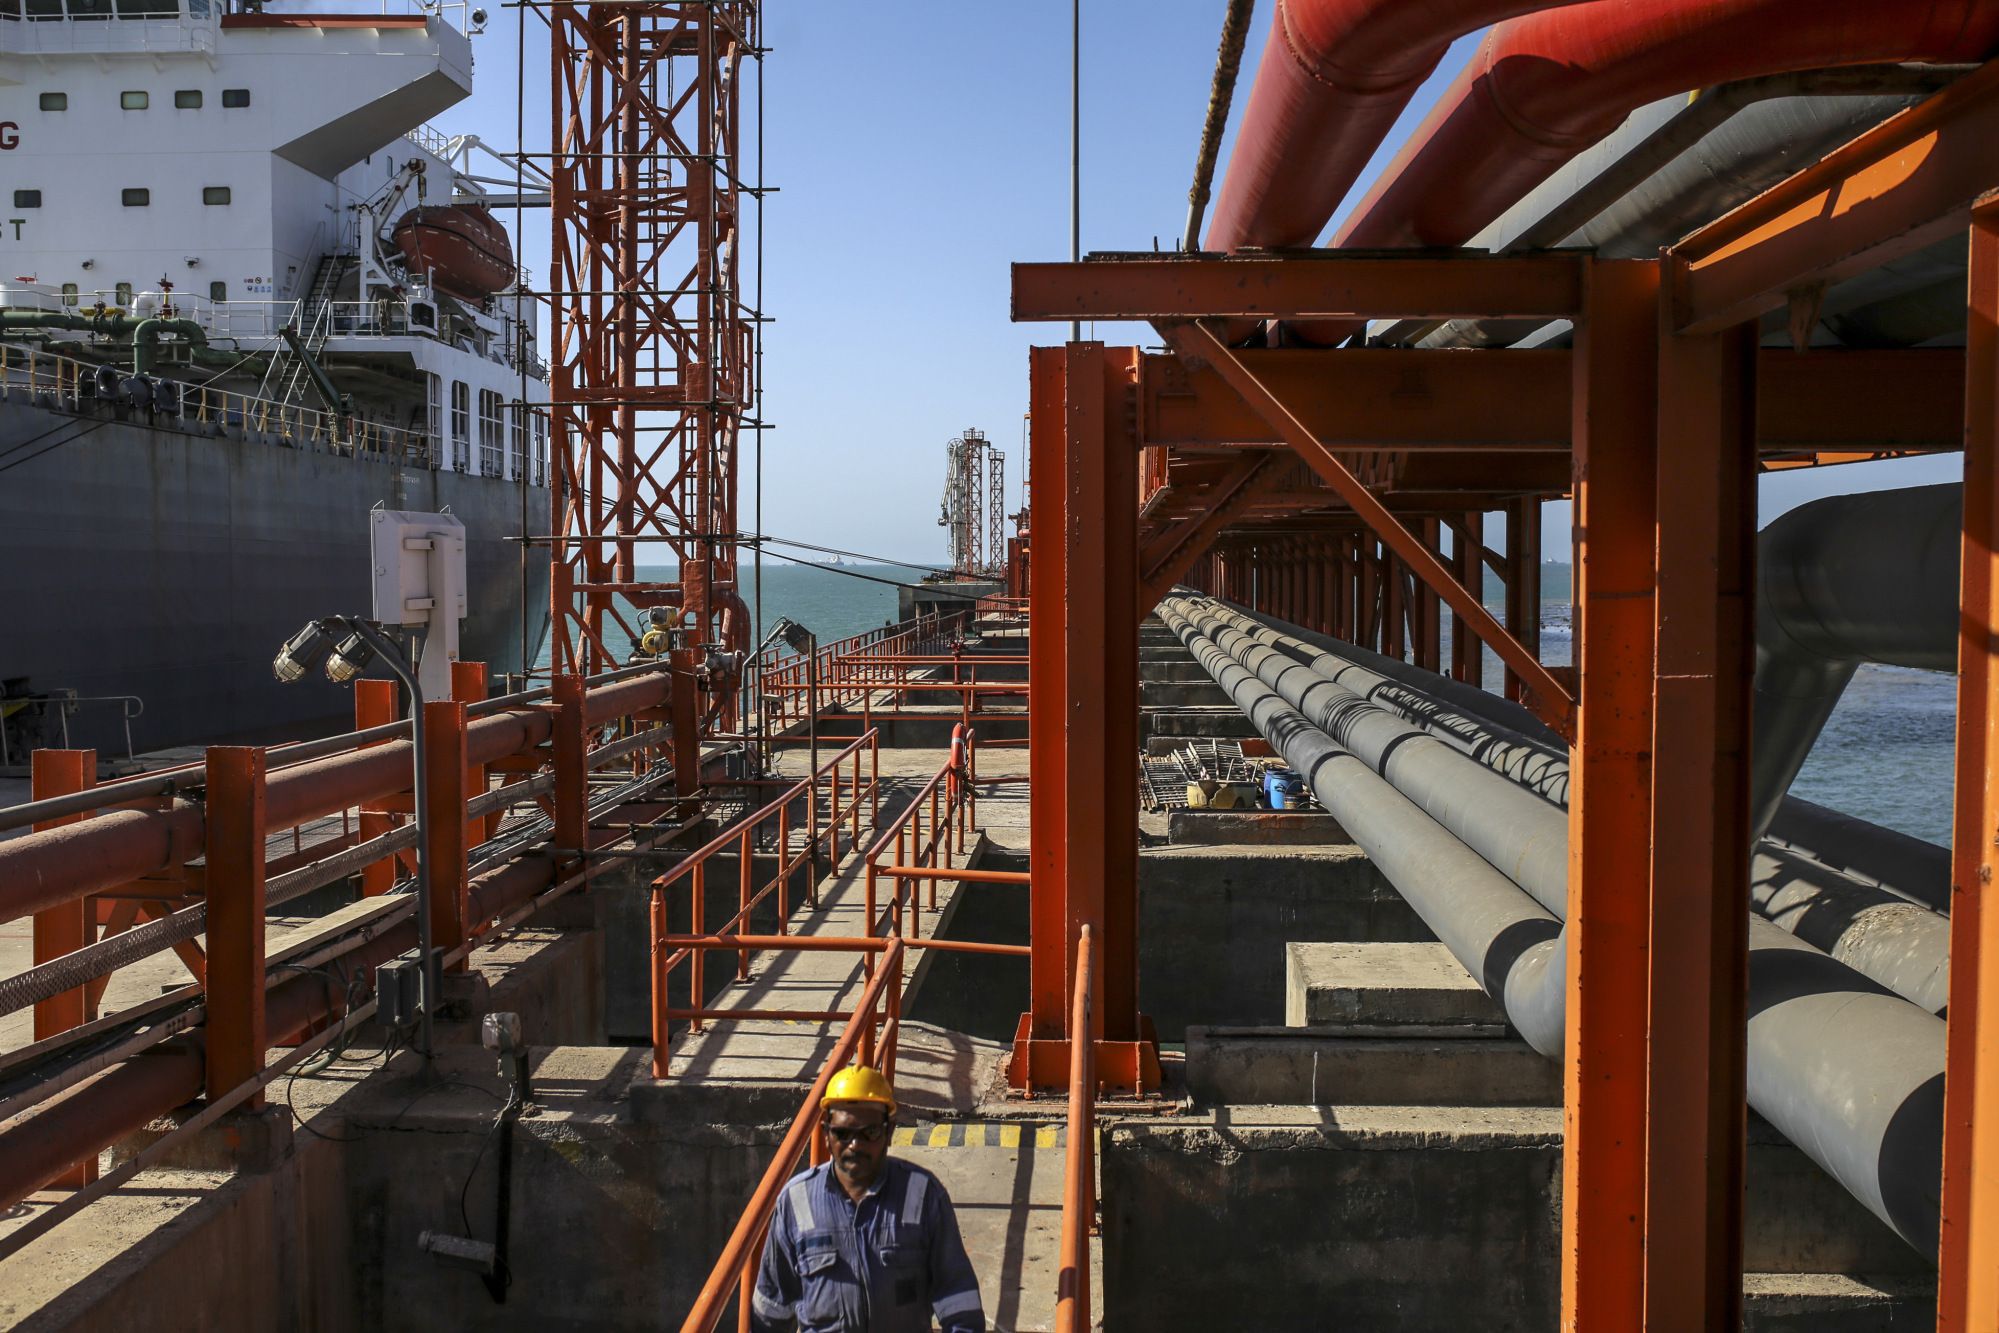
[938,427,1006,578]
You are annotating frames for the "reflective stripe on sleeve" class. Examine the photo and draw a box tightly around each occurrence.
[901,1169,930,1225]
[752,1287,792,1321]
[933,1287,984,1319]
[786,1176,817,1232]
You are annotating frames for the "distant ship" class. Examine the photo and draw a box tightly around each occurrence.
[0,0,550,758]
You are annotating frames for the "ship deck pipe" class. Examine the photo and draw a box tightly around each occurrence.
[1767,796,1951,914]
[1161,598,1949,1251]
[1174,597,1954,1013]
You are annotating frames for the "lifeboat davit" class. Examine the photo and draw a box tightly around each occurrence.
[391,204,514,302]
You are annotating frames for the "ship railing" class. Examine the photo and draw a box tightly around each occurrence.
[322,299,426,340]
[0,339,438,468]
[0,0,217,55]
[755,606,1031,736]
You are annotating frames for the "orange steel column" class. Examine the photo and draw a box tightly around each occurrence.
[424,700,470,972]
[30,750,95,1186]
[552,675,588,879]
[1505,498,1543,704]
[1415,519,1442,674]
[452,662,497,842]
[1561,258,1660,1331]
[671,648,701,809]
[203,746,267,1109]
[1940,207,1999,1333]
[1451,513,1482,686]
[355,680,398,895]
[1014,345,1071,1085]
[1644,312,1756,1329]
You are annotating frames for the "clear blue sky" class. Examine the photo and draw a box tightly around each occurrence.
[440,2,1959,567]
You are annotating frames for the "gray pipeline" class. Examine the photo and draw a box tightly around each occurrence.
[1753,484,1961,840]
[1160,596,1949,1254]
[1200,600,1951,1011]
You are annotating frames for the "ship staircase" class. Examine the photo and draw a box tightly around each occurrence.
[260,253,352,407]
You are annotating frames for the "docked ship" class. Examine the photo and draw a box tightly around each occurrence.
[0,0,549,759]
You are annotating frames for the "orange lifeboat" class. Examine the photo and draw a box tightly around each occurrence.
[391,204,514,302]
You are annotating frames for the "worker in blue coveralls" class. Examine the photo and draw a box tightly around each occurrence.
[750,1065,986,1332]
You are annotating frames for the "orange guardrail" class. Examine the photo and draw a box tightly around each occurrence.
[676,936,909,1333]
[1056,925,1096,1333]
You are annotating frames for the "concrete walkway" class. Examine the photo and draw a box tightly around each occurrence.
[652,740,1089,1331]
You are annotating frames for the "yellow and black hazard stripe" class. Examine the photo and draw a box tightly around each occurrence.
[891,1122,1067,1150]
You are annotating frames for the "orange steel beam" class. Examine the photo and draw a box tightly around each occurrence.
[1671,58,1999,335]
[1139,347,1962,455]
[1940,204,1999,1333]
[1012,253,1585,322]
[1562,259,1660,1328]
[1138,453,1282,613]
[1504,499,1542,705]
[1015,346,1071,1081]
[30,750,95,1188]
[1159,317,1577,737]
[1643,311,1756,1328]
[203,746,267,1110]
[355,680,398,897]
[424,700,469,972]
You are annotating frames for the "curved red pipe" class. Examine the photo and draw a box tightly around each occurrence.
[1333,0,1999,253]
[1207,0,1586,253]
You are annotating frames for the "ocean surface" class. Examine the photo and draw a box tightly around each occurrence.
[543,559,1953,848]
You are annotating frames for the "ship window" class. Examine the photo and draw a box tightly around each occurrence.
[208,281,226,303]
[509,401,526,479]
[221,88,250,108]
[12,190,40,208]
[173,90,202,110]
[121,188,149,207]
[39,93,66,112]
[478,389,504,477]
[60,283,78,308]
[532,410,547,485]
[115,282,133,307]
[450,380,470,471]
[202,186,230,205]
[119,91,148,110]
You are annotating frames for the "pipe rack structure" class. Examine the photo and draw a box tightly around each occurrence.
[1008,14,1999,1326]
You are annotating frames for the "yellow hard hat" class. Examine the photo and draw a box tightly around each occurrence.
[823,1064,897,1115]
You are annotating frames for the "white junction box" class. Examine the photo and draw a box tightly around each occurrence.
[369,508,468,699]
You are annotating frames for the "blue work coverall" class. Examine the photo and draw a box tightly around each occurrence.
[749,1158,985,1332]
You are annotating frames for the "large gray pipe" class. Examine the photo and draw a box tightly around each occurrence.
[1752,484,1961,841]
[1162,597,1948,1253]
[1184,598,1951,1014]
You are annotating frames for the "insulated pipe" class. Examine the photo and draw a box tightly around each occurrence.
[1199,595,1955,1008]
[1163,599,1950,1251]
[1335,0,1999,255]
[1204,0,1587,254]
[0,671,671,924]
[1767,796,1951,914]
[1752,484,1960,840]
[1177,597,1954,1013]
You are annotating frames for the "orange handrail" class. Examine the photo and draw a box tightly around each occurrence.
[1056,926,1095,1333]
[649,729,882,1076]
[676,937,908,1333]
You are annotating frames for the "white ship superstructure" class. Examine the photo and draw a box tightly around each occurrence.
[0,0,552,756]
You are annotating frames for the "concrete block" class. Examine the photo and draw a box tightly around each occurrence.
[1184,1026,1558,1107]
[1138,844,1425,1040]
[1102,1106,1934,1333]
[1143,707,1262,741]
[114,1104,295,1175]
[1140,680,1231,708]
[1138,661,1212,683]
[1286,941,1506,1027]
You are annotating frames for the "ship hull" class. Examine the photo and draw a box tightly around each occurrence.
[0,397,551,754]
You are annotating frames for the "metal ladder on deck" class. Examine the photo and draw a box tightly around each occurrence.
[259,254,351,406]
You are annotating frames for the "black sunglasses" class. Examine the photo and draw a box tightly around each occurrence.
[826,1122,888,1145]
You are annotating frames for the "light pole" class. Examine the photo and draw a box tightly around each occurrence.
[273,615,437,1063]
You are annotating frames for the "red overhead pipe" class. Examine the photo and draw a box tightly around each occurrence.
[1206,0,1587,254]
[1333,0,1999,254]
